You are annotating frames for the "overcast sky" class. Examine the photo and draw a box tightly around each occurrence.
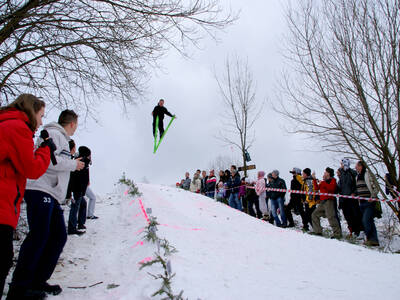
[42,0,337,195]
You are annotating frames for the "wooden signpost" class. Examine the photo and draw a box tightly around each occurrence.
[238,164,256,172]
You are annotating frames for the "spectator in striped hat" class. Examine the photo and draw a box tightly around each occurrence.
[355,161,380,246]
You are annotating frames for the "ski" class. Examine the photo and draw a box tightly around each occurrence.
[153,116,175,154]
[153,116,159,153]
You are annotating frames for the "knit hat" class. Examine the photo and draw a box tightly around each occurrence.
[303,168,311,176]
[78,146,91,158]
[290,167,302,175]
[258,171,265,178]
[341,158,351,170]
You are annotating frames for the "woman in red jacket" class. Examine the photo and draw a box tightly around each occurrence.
[0,94,51,297]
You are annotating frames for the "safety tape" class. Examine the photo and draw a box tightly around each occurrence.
[200,185,400,203]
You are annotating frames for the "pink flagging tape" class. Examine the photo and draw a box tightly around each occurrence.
[131,241,144,249]
[138,257,153,265]
[138,198,150,224]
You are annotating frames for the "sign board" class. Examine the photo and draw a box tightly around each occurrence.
[238,164,256,172]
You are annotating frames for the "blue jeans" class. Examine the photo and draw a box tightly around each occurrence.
[206,191,215,199]
[270,197,287,227]
[68,195,83,231]
[11,190,67,289]
[229,192,242,210]
[360,202,379,243]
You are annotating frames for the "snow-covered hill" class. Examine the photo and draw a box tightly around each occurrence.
[48,183,400,300]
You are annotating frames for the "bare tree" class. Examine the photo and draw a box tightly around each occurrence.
[208,154,241,174]
[0,0,236,113]
[215,57,263,177]
[277,0,400,220]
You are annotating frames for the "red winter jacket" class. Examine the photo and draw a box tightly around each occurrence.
[0,108,50,229]
[313,177,337,201]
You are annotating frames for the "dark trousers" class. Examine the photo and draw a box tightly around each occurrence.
[360,202,379,243]
[284,198,301,226]
[247,197,262,218]
[0,224,14,298]
[303,204,316,230]
[68,195,83,231]
[340,198,363,235]
[78,197,87,227]
[285,199,308,228]
[153,118,164,137]
[10,190,67,289]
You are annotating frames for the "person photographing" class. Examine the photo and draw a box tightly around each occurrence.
[7,110,84,300]
[0,94,52,299]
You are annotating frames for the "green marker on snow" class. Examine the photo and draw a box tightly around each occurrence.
[153,116,175,153]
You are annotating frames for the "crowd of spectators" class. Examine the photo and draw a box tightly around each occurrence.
[177,160,394,248]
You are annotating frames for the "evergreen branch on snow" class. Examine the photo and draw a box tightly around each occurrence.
[118,172,142,196]
[139,214,186,299]
[143,217,160,243]
[159,238,178,256]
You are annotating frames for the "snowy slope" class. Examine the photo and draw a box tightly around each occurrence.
[48,183,400,300]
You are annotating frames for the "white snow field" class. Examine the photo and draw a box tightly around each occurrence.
[49,183,400,300]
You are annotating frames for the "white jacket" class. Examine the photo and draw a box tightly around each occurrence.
[190,177,201,193]
[26,122,76,202]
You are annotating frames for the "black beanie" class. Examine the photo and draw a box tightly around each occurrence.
[78,146,91,157]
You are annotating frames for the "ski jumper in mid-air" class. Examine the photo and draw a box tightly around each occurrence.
[152,99,175,137]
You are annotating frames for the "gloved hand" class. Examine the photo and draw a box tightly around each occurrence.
[41,137,57,153]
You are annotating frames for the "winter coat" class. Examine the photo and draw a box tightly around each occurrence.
[255,178,266,196]
[216,184,225,199]
[205,175,217,193]
[269,177,286,200]
[67,158,91,199]
[0,109,50,229]
[26,122,76,202]
[296,175,317,208]
[238,184,246,198]
[200,176,208,194]
[338,168,357,196]
[227,172,241,194]
[190,177,201,193]
[313,178,337,201]
[152,105,173,122]
[182,177,191,190]
[356,170,379,202]
[289,176,303,205]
